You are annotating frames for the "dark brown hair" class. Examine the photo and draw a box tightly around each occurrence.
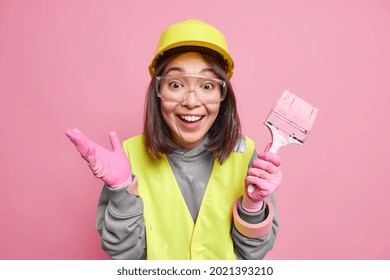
[143,47,241,164]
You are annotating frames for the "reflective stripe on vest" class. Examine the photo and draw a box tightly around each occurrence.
[123,135,254,260]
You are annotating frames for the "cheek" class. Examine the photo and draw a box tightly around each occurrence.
[207,105,221,121]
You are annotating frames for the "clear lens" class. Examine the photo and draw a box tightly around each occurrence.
[155,74,227,104]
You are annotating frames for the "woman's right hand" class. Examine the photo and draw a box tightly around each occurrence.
[65,128,132,187]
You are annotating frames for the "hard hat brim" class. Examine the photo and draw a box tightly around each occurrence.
[149,43,234,79]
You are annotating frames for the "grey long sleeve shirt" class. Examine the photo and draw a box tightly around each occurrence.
[96,137,279,259]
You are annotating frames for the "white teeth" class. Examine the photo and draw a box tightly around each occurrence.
[180,115,202,122]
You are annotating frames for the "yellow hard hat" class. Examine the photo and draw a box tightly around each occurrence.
[149,20,234,78]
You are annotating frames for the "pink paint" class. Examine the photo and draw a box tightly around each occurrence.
[274,90,318,131]
[263,90,318,153]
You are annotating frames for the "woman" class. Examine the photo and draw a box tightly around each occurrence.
[66,20,281,260]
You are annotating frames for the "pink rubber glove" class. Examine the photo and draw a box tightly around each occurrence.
[65,128,131,188]
[242,145,282,212]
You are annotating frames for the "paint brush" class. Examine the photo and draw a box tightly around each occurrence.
[248,90,318,193]
[265,90,318,153]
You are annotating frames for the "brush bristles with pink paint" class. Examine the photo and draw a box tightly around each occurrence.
[265,90,318,153]
[248,90,318,193]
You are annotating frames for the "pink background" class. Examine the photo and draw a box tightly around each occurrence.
[1,0,389,259]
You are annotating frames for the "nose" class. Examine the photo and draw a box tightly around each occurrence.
[181,89,201,107]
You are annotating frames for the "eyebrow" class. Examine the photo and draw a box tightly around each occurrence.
[164,67,184,75]
[164,67,216,76]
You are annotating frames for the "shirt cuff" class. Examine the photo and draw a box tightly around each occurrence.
[237,197,267,224]
[106,178,141,216]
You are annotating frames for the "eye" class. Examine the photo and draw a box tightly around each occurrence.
[168,81,183,90]
[201,82,214,91]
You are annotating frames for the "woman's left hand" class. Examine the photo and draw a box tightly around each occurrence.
[242,150,282,212]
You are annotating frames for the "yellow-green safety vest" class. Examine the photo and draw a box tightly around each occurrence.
[123,135,255,260]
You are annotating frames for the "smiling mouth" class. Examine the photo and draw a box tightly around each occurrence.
[178,115,204,123]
